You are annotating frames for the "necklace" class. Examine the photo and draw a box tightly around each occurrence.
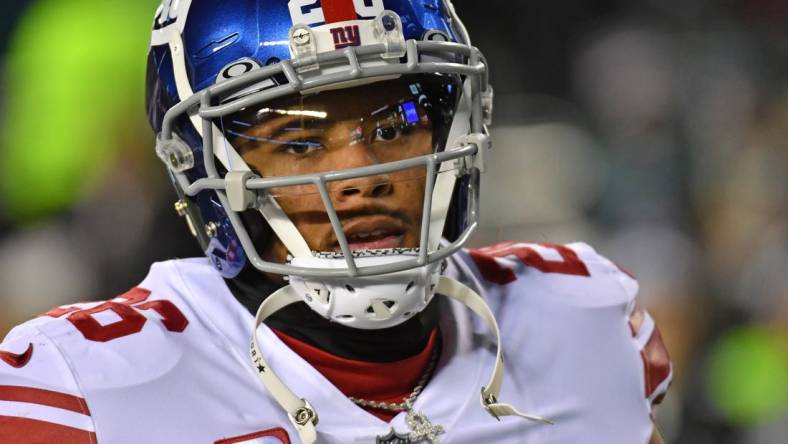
[348,346,445,444]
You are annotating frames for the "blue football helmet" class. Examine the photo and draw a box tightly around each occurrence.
[145,0,492,330]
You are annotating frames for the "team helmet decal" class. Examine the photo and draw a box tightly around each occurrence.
[288,0,385,26]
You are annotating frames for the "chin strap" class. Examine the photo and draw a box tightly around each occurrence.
[250,285,318,443]
[250,277,552,444]
[434,278,553,425]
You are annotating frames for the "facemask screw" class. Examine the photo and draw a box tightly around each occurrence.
[381,14,397,31]
[174,200,188,217]
[292,28,311,45]
[205,222,219,238]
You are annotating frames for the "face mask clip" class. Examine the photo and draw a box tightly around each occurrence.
[454,132,491,174]
[482,86,494,126]
[156,132,195,173]
[373,10,407,59]
[289,24,320,73]
[225,170,258,212]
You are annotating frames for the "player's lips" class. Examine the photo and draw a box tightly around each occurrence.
[332,216,406,251]
[343,232,404,251]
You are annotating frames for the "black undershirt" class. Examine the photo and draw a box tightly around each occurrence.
[224,264,439,362]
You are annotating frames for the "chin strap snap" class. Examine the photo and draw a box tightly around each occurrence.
[250,277,552,444]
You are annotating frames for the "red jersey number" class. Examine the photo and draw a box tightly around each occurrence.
[469,242,591,284]
[45,288,188,342]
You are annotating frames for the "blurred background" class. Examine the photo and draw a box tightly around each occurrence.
[0,1,786,442]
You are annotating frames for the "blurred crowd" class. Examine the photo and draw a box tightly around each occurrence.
[0,1,786,443]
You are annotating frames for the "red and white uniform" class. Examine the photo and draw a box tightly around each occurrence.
[0,242,671,443]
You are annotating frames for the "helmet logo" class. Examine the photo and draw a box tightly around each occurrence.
[288,0,384,27]
[221,61,255,79]
[329,25,360,49]
[216,58,262,83]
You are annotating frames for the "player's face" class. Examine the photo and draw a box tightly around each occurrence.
[228,79,437,264]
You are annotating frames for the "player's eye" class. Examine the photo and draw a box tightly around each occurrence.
[376,125,399,141]
[373,124,408,143]
[281,139,324,155]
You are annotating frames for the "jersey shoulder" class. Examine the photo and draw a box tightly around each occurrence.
[459,241,638,309]
[454,241,672,412]
[3,258,288,443]
[1,257,214,390]
[0,320,96,442]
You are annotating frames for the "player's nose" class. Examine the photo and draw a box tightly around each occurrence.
[332,144,392,200]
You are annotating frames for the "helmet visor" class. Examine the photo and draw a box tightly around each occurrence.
[219,74,459,194]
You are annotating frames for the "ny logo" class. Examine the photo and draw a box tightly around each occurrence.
[330,25,361,48]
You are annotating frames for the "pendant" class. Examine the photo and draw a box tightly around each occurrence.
[406,410,445,443]
[374,410,445,444]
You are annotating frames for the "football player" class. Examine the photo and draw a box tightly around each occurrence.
[0,1,671,443]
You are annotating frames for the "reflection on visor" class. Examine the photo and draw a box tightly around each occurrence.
[220,75,459,179]
[402,101,419,124]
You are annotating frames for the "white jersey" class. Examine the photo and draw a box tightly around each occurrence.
[0,242,671,443]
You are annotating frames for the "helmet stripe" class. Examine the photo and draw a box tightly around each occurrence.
[323,0,357,23]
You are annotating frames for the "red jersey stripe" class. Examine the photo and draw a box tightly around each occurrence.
[640,327,671,399]
[468,250,517,285]
[214,427,291,444]
[0,386,91,416]
[322,0,357,23]
[0,416,96,444]
[0,344,33,368]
